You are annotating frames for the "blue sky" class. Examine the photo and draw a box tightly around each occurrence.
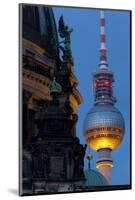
[53,6,130,185]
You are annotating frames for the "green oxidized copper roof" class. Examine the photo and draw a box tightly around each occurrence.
[84,169,109,186]
[49,77,62,94]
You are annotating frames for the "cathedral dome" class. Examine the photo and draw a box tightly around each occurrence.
[22,4,59,58]
[83,104,125,151]
[84,169,109,186]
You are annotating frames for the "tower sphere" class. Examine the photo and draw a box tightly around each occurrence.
[83,104,125,151]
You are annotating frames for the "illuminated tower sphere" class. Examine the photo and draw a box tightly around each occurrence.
[83,11,125,184]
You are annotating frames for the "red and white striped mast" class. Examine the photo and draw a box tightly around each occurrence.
[99,10,108,69]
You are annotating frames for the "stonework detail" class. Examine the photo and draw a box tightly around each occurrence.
[21,4,85,195]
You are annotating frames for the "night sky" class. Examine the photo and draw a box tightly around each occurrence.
[53,6,130,185]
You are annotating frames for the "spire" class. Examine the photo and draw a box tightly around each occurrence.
[99,10,108,69]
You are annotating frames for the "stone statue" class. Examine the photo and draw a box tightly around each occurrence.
[58,15,73,64]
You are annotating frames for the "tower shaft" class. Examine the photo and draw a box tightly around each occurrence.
[96,148,113,184]
[94,11,113,184]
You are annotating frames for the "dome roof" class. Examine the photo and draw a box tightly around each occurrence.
[22,4,59,58]
[84,104,125,131]
[84,169,109,186]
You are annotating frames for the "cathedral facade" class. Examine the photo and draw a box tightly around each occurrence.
[20,4,86,195]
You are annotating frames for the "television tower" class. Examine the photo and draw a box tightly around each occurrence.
[83,10,125,184]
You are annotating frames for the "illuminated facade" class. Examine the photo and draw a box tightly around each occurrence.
[22,5,82,145]
[21,4,86,195]
[83,11,125,184]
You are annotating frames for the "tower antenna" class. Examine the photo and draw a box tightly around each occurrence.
[99,10,108,69]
